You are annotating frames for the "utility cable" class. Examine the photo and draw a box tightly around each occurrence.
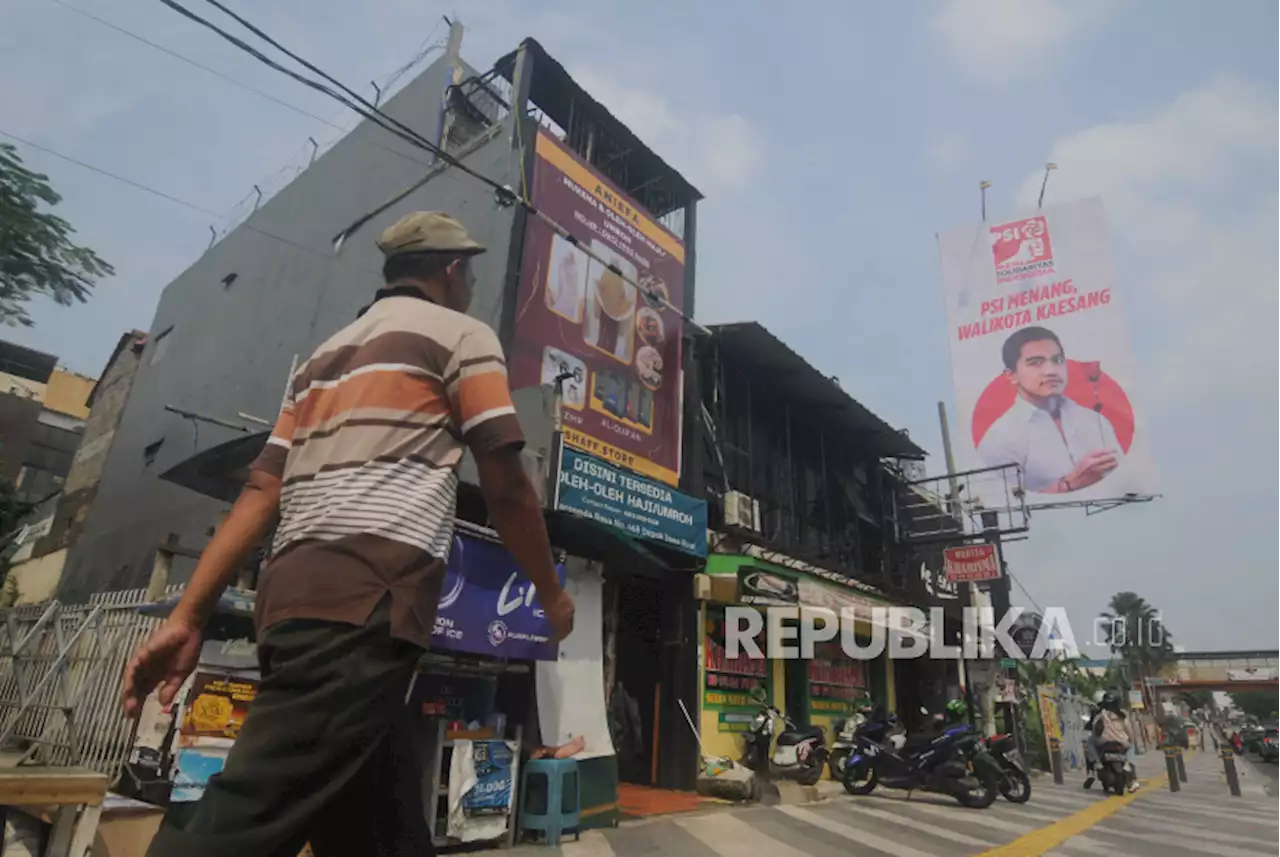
[0,128,379,273]
[159,0,707,333]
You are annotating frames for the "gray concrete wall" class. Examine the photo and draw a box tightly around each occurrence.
[58,54,528,600]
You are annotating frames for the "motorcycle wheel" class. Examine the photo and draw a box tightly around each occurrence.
[829,749,850,781]
[957,777,998,809]
[842,758,878,796]
[1000,768,1031,803]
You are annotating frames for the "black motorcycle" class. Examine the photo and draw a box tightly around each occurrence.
[983,732,1031,803]
[1095,741,1133,795]
[841,709,1001,808]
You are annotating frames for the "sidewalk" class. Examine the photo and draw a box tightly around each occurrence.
[1133,742,1273,798]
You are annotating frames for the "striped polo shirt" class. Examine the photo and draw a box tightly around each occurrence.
[250,291,524,647]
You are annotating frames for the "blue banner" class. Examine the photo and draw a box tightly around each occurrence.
[432,534,564,661]
[461,740,516,816]
[555,447,708,556]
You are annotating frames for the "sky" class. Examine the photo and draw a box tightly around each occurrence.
[2,0,1276,651]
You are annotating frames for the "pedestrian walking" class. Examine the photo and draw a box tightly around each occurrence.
[123,211,575,857]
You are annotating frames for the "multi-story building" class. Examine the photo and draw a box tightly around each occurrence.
[0,340,95,508]
[4,331,147,603]
[690,321,975,764]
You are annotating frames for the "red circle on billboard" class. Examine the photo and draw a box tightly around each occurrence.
[971,359,1135,453]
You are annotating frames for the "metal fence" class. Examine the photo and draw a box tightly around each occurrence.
[0,586,183,783]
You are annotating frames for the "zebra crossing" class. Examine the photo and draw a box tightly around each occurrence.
[517,759,1278,857]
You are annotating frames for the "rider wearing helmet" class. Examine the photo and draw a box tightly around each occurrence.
[1091,692,1139,793]
[945,698,968,722]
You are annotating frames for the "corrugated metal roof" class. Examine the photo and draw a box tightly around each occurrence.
[709,321,927,460]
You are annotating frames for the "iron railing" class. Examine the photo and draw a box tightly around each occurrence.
[0,586,183,784]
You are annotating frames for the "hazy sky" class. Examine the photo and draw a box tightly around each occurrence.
[3,0,1276,650]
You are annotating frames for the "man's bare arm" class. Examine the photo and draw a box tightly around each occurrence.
[122,469,281,717]
[170,469,282,628]
[474,445,573,640]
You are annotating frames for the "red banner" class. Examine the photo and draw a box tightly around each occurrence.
[943,544,1001,582]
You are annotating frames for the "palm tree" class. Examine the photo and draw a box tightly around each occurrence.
[1099,592,1175,708]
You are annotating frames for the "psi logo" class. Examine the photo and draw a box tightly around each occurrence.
[990,215,1054,285]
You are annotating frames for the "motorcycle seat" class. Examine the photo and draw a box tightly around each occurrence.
[777,726,825,746]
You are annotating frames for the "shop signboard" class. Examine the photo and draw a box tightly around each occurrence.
[432,534,565,661]
[1036,684,1063,757]
[937,198,1158,505]
[808,641,868,715]
[703,606,770,713]
[943,544,1001,583]
[554,447,707,556]
[738,566,799,605]
[509,130,687,487]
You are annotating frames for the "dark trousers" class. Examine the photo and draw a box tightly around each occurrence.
[148,597,433,857]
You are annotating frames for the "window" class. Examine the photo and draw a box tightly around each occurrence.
[143,438,164,467]
[150,326,174,367]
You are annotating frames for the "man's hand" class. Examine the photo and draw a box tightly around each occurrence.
[542,587,576,643]
[122,615,203,719]
[1064,449,1119,490]
[119,469,280,719]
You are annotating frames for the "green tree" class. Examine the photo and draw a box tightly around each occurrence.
[1099,591,1174,704]
[1,142,113,325]
[1230,690,1278,721]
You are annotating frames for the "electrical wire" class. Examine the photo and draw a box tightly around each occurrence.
[157,0,707,333]
[1003,570,1044,619]
[0,128,380,273]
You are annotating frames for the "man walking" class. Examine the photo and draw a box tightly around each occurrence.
[124,211,575,857]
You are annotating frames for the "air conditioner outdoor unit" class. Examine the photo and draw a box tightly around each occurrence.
[724,490,760,532]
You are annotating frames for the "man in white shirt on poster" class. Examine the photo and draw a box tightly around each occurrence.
[977,326,1123,494]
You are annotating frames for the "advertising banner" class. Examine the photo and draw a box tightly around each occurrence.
[433,534,565,661]
[943,544,1001,582]
[937,197,1157,504]
[554,447,707,556]
[509,130,686,486]
[703,606,771,712]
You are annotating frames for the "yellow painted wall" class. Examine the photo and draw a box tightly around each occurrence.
[8,548,68,605]
[43,369,95,419]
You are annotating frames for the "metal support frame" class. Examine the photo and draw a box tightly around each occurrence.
[0,603,106,763]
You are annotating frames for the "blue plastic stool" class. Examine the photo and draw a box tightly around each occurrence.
[519,758,581,846]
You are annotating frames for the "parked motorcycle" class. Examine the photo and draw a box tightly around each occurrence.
[1095,741,1133,795]
[841,707,1001,808]
[983,733,1031,803]
[741,705,827,786]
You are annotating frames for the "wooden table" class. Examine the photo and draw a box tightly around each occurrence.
[0,766,110,857]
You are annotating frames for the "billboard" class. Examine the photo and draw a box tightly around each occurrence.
[937,197,1157,503]
[509,130,686,486]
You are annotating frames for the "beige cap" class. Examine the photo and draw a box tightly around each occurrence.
[376,211,486,257]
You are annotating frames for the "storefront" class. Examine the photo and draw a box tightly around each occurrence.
[546,442,709,803]
[697,555,902,775]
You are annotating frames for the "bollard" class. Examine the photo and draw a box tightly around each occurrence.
[1164,747,1181,792]
[1175,748,1188,783]
[1221,749,1242,797]
[1050,737,1064,785]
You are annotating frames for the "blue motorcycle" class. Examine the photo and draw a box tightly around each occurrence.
[841,706,1001,808]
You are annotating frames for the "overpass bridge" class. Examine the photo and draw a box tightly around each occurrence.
[1149,649,1279,694]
